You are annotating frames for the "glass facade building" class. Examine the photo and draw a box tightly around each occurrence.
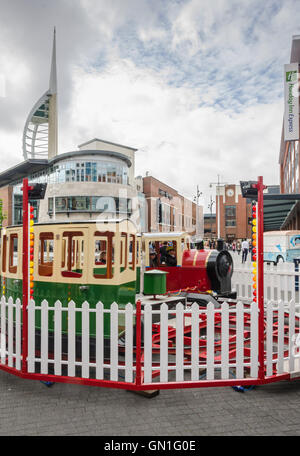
[10,152,133,225]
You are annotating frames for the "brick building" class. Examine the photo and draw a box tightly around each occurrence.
[216,184,252,242]
[204,213,216,239]
[142,175,203,239]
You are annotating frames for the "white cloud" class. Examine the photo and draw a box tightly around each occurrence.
[61,57,282,210]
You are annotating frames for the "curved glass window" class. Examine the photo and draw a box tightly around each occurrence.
[12,159,129,188]
[48,160,129,185]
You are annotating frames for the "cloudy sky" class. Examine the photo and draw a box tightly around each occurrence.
[0,0,299,211]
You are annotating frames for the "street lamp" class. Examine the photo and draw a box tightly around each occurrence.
[208,196,215,240]
[209,174,227,239]
[193,185,203,205]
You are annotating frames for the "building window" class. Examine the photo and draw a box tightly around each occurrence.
[13,159,129,187]
[12,193,39,225]
[162,203,170,226]
[225,205,236,227]
[156,199,162,224]
[48,196,132,216]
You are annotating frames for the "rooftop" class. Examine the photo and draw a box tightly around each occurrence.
[78,138,138,151]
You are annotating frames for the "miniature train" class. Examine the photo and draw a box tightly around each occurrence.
[0,219,235,345]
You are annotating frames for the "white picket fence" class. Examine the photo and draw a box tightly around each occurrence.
[1,296,300,386]
[232,261,300,303]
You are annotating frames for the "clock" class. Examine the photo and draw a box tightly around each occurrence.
[226,189,234,197]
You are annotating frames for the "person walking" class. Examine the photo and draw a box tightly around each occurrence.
[242,239,249,263]
[236,240,241,255]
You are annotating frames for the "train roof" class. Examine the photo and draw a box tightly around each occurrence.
[263,230,300,235]
[142,232,190,239]
[3,218,138,232]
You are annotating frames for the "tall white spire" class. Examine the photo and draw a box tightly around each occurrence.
[49,27,57,95]
[22,28,58,160]
[48,27,58,159]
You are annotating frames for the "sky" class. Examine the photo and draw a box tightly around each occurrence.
[0,0,299,212]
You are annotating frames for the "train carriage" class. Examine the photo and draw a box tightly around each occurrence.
[1,219,138,344]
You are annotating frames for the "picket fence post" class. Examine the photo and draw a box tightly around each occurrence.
[135,300,142,387]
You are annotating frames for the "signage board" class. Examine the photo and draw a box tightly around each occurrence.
[284,63,299,141]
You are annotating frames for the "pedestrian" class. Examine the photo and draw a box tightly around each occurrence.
[160,241,168,264]
[242,238,249,263]
[165,247,177,266]
[237,240,241,255]
[149,249,159,268]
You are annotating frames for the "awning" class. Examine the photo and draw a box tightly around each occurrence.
[262,194,300,231]
[0,159,48,188]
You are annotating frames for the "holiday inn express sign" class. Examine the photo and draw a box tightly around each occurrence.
[284,63,299,141]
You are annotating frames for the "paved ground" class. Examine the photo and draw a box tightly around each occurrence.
[0,368,300,436]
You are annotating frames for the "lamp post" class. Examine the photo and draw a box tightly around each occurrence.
[209,175,227,239]
[208,196,215,240]
[193,185,203,205]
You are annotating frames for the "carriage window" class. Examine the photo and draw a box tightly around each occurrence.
[2,235,7,273]
[94,231,114,279]
[136,241,139,265]
[39,233,54,277]
[61,239,66,268]
[129,234,135,271]
[9,234,18,274]
[61,231,84,278]
[120,233,128,270]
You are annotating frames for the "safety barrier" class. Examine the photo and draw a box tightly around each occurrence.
[1,296,300,390]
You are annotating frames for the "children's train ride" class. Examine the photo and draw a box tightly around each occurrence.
[0,219,235,346]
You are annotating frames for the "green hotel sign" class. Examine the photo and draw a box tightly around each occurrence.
[284,63,299,141]
[286,70,297,82]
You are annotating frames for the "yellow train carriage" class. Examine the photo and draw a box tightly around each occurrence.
[1,219,138,349]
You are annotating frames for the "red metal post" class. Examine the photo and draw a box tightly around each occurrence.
[135,300,142,387]
[257,176,266,380]
[22,178,29,373]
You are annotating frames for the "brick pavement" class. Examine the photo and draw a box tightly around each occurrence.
[0,369,300,436]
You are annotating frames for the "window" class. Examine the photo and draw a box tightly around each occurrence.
[129,234,135,271]
[9,234,18,274]
[48,196,133,216]
[225,206,236,227]
[94,232,114,279]
[157,199,162,224]
[136,241,140,264]
[38,233,54,277]
[120,233,128,270]
[2,235,7,273]
[61,231,84,278]
[162,204,170,226]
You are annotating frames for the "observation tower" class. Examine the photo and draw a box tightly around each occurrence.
[22,28,58,160]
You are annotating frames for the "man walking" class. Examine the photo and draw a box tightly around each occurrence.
[242,239,249,263]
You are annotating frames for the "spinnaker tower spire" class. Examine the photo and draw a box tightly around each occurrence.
[23,28,58,160]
